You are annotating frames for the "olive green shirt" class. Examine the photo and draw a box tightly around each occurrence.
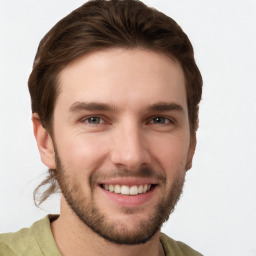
[0,215,203,256]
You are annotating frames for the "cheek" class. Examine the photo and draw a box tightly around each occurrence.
[152,133,190,162]
[55,132,110,176]
[150,133,190,181]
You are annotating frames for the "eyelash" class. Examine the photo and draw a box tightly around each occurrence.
[82,116,108,125]
[148,116,174,125]
[81,116,174,126]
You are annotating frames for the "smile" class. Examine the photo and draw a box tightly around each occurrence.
[102,184,152,196]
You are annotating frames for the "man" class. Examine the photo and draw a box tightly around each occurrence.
[0,0,203,255]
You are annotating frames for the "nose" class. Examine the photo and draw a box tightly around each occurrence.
[110,123,150,170]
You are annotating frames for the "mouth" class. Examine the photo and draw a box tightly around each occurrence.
[100,184,155,196]
[98,178,158,207]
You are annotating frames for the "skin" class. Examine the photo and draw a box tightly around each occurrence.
[33,48,196,256]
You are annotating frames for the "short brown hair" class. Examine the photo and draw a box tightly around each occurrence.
[29,0,202,205]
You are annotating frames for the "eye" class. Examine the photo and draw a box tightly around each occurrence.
[149,117,171,124]
[84,116,104,125]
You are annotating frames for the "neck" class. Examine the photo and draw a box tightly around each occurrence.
[51,198,165,256]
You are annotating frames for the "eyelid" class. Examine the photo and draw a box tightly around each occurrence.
[85,117,103,124]
[78,114,176,126]
[80,115,111,125]
[147,115,175,125]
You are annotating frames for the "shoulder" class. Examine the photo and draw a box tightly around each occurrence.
[0,227,32,256]
[0,215,58,256]
[160,232,203,256]
[0,224,40,256]
[0,242,16,256]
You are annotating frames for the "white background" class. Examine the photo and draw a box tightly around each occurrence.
[1,1,256,255]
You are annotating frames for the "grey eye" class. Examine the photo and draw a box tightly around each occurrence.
[86,117,101,124]
[152,117,168,124]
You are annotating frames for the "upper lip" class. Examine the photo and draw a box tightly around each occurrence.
[98,177,158,186]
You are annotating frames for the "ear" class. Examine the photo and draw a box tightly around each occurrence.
[32,113,56,169]
[186,133,197,171]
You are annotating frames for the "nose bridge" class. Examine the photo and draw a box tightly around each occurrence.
[110,119,149,169]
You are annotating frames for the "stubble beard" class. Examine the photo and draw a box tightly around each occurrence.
[54,153,186,245]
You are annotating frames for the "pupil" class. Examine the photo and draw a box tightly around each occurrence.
[154,117,165,124]
[89,117,100,124]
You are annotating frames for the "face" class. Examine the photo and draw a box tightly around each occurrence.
[47,48,195,244]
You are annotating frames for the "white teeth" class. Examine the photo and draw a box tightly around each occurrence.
[121,185,130,195]
[102,184,152,195]
[130,186,138,195]
[114,184,121,193]
[109,184,114,192]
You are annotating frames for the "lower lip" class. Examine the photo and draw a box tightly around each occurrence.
[100,186,156,207]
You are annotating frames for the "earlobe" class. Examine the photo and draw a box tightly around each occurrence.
[32,113,56,169]
[186,133,197,171]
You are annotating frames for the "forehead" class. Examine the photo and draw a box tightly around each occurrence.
[56,48,187,112]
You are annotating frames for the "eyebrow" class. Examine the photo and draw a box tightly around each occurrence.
[69,102,117,112]
[69,101,184,114]
[146,102,184,113]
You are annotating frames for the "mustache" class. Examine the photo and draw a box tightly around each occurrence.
[89,165,166,187]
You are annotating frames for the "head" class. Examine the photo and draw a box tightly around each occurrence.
[29,0,202,245]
